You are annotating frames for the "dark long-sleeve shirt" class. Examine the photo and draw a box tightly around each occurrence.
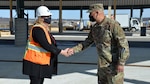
[32,27,61,56]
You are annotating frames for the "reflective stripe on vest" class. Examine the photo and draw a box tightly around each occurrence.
[28,43,49,53]
[23,24,51,65]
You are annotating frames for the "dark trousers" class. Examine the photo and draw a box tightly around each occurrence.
[29,76,44,84]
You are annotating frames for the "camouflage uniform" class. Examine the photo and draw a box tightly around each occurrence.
[72,17,130,84]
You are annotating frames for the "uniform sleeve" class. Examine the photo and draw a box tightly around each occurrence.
[72,29,94,53]
[113,24,130,65]
[32,28,61,56]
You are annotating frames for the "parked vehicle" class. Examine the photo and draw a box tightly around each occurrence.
[63,22,75,30]
[113,14,140,32]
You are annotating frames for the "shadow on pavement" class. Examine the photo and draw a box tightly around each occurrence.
[0,62,97,80]
[125,78,150,84]
[126,47,150,64]
[0,44,150,80]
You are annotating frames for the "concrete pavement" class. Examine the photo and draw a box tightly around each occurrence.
[0,33,150,84]
[0,44,150,84]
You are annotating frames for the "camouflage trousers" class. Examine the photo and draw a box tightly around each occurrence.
[97,67,124,84]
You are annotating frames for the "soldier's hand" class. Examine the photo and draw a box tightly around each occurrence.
[117,65,124,72]
[67,48,74,56]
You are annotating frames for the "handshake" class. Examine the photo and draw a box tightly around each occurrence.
[60,48,74,57]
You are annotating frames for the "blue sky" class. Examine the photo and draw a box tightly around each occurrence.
[0,8,150,19]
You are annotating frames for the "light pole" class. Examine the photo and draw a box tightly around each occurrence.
[113,0,116,20]
[16,0,24,18]
[9,0,13,34]
[59,0,63,33]
[108,0,112,18]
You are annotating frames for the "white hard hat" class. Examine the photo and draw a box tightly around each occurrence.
[36,6,52,17]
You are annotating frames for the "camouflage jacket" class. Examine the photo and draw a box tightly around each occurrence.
[72,17,130,66]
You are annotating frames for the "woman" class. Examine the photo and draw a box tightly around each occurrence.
[22,6,69,84]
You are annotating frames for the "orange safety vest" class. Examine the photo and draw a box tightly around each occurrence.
[23,24,52,65]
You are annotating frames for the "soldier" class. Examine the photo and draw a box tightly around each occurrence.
[68,3,130,84]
